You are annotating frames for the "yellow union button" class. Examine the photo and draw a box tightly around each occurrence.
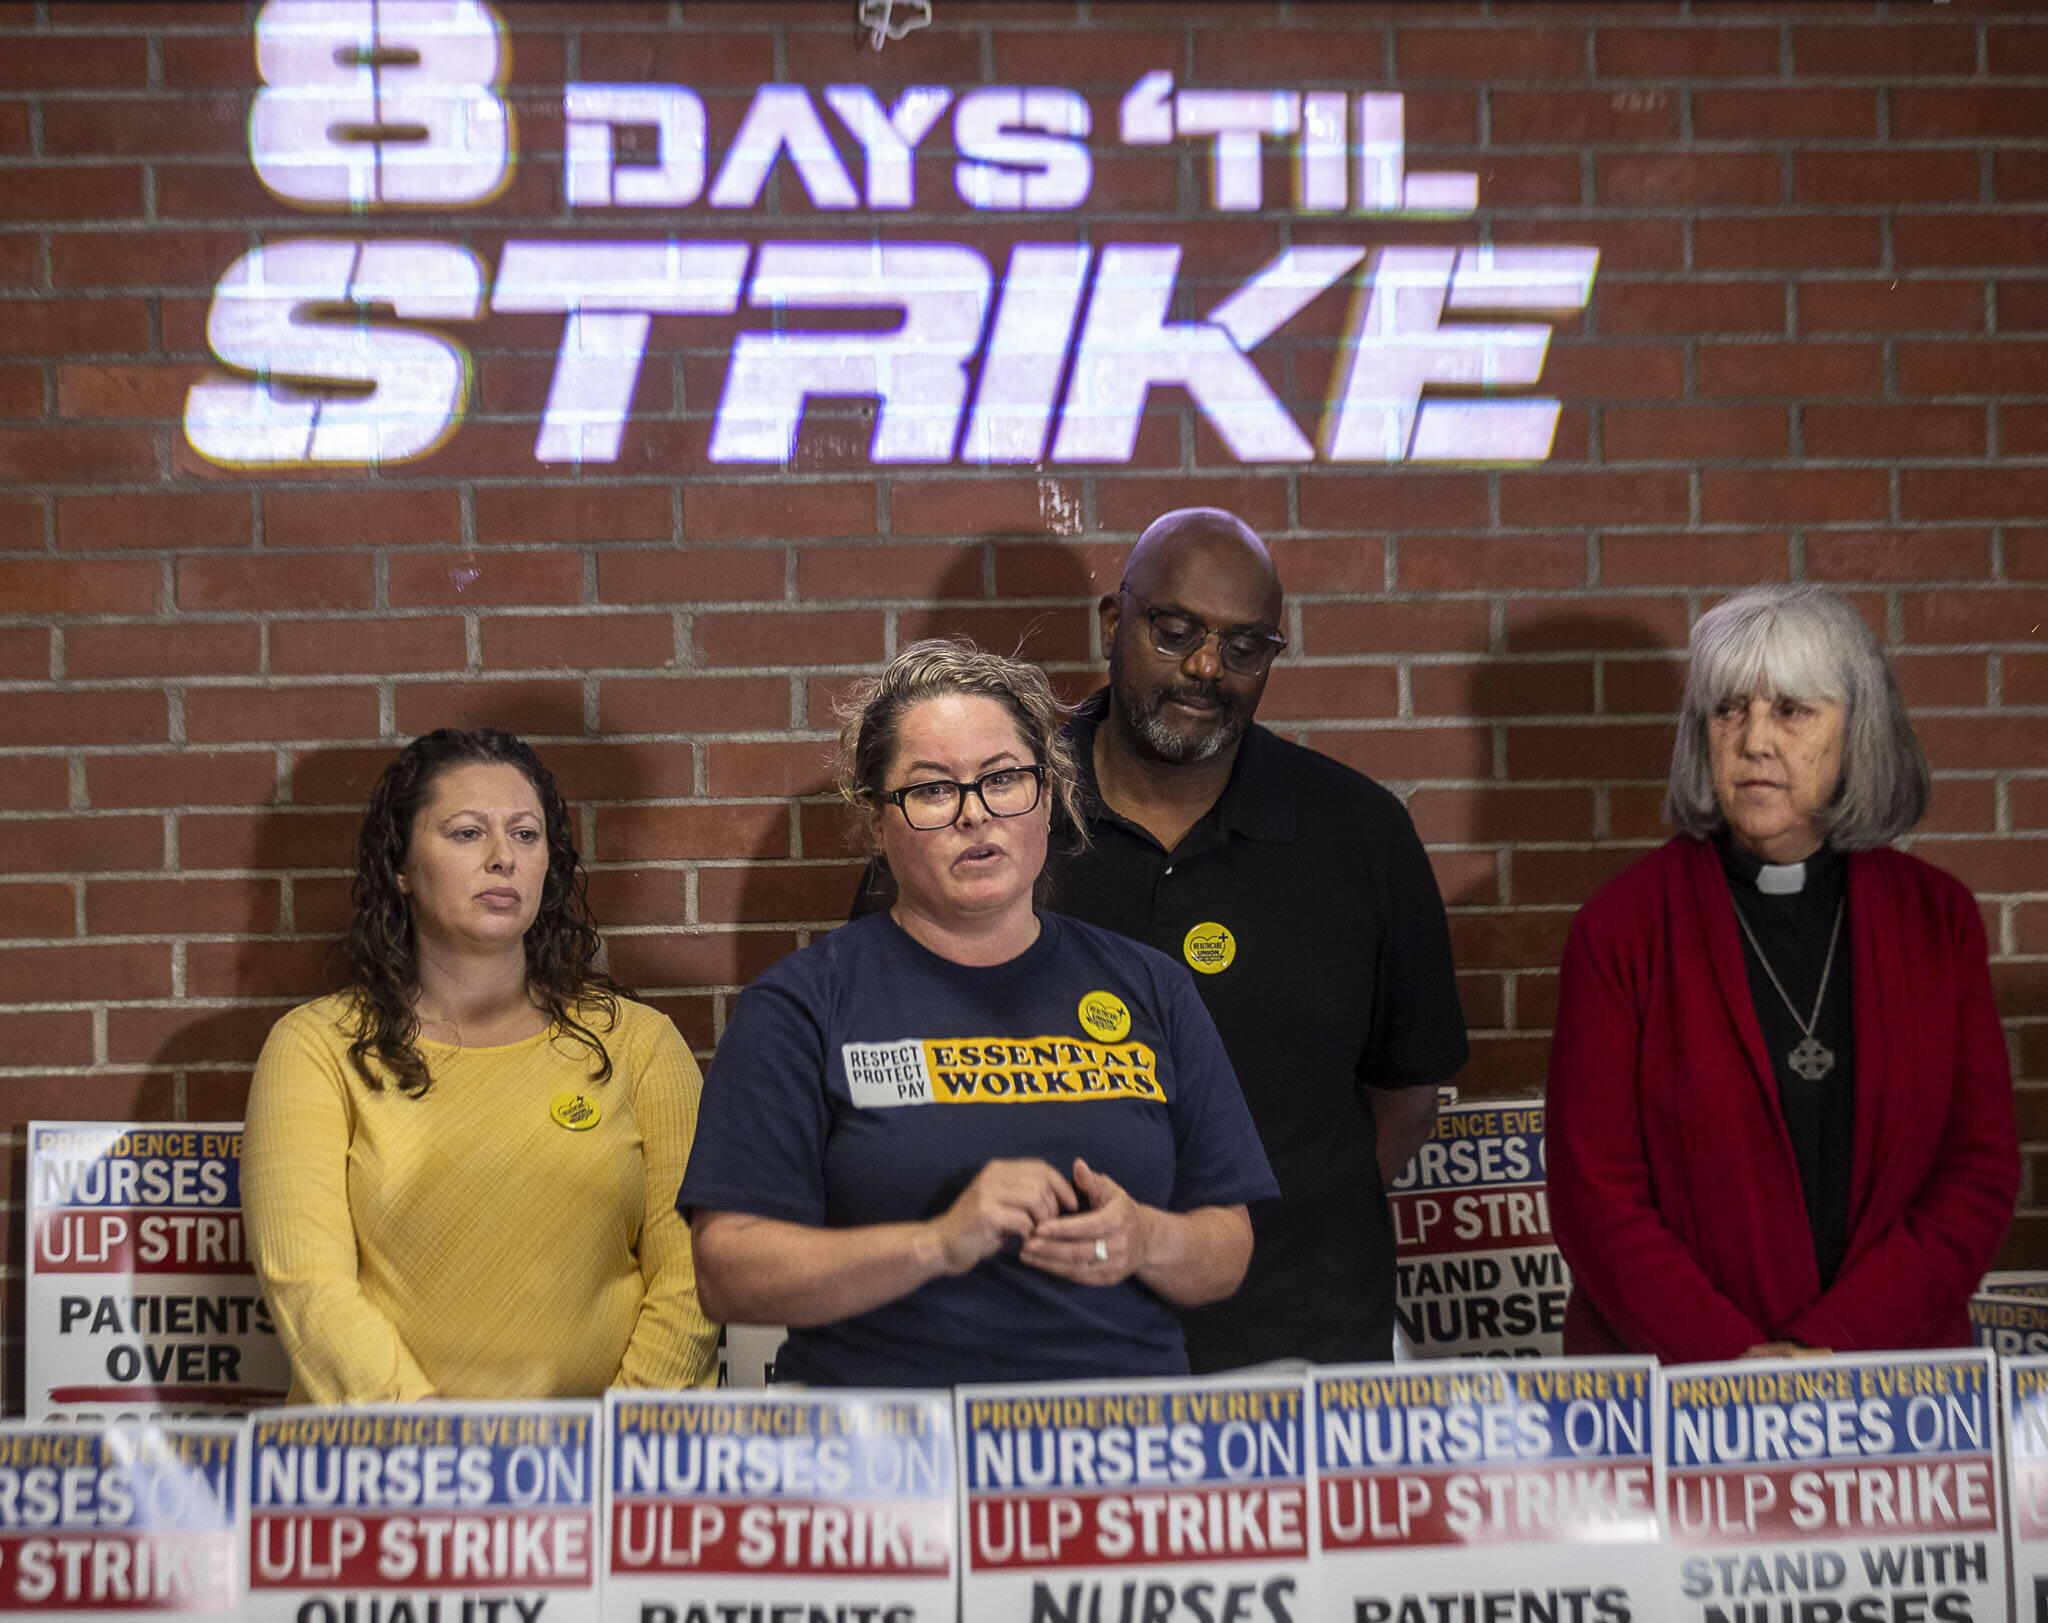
[550,1091,601,1132]
[1183,921,1236,975]
[1078,990,1132,1043]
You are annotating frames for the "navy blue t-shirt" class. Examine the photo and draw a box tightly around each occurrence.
[678,910,1277,1387]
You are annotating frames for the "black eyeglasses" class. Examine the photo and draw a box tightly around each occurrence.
[1120,587,1287,675]
[883,765,1045,830]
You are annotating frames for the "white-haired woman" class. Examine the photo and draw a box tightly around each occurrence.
[679,640,1276,1386]
[1548,585,2017,1363]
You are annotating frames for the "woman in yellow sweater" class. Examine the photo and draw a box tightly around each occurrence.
[242,728,718,1402]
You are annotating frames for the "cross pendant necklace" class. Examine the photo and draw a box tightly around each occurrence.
[1731,895,1846,1083]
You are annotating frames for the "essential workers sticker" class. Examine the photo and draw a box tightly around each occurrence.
[842,1038,1163,1108]
[1183,921,1237,974]
[1077,991,1132,1043]
[551,1091,601,1131]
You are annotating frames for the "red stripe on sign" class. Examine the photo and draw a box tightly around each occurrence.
[248,1510,594,1589]
[0,1530,234,1611]
[966,1483,1307,1568]
[1390,1190,1553,1258]
[610,1497,951,1576]
[1668,1459,1998,1544]
[1317,1464,1656,1549]
[45,1386,283,1407]
[32,1211,252,1275]
[2012,1458,2048,1540]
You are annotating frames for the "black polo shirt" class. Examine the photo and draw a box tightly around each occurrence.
[853,688,1470,1369]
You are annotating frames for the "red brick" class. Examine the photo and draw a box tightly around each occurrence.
[681,483,876,542]
[2003,407,2048,457]
[1595,24,1780,77]
[1700,469,1888,525]
[1597,153,1780,208]
[1796,151,1980,207]
[1806,531,1993,583]
[64,622,260,679]
[42,98,247,159]
[1308,725,1493,783]
[1918,838,2048,897]
[0,812,166,874]
[1603,532,1789,587]
[0,1011,95,1067]
[1256,664,1401,722]
[55,364,206,422]
[606,930,796,995]
[1995,153,2048,205]
[1396,536,1587,591]
[1413,661,1594,719]
[997,26,1184,82]
[393,680,587,738]
[1896,215,2048,270]
[272,618,470,677]
[1903,588,2048,645]
[1793,23,1978,76]
[1900,342,2048,397]
[583,870,689,928]
[1499,471,1691,528]
[1448,909,1574,970]
[1541,343,1687,401]
[480,614,675,672]
[891,478,1093,539]
[597,548,785,606]
[184,686,380,746]
[1799,281,1985,336]
[1894,88,2048,141]
[893,604,1091,664]
[48,229,250,291]
[0,363,38,418]
[0,558,160,615]
[1,689,165,749]
[1602,659,1688,715]
[703,740,836,798]
[1903,469,2048,523]
[1456,152,1583,208]
[57,493,252,552]
[388,551,584,608]
[1694,217,1883,272]
[1506,598,1691,654]
[185,938,334,1000]
[1892,652,1989,709]
[0,493,43,551]
[991,543,1132,599]
[693,609,885,668]
[1407,786,1595,844]
[3,167,146,222]
[1605,405,1787,460]
[1512,848,1647,908]
[1692,88,1877,141]
[1299,474,1490,532]
[85,751,277,810]
[1696,343,1882,397]
[1919,715,2048,771]
[0,625,50,681]
[697,863,861,925]
[474,485,671,546]
[0,237,36,288]
[177,556,373,613]
[1805,405,1987,460]
[1187,26,1391,83]
[1504,722,1676,780]
[1920,776,1997,837]
[107,1005,280,1066]
[86,878,281,936]
[1489,88,1679,143]
[594,803,792,863]
[14,938,174,1000]
[1394,26,1587,80]
[0,882,75,939]
[0,300,149,359]
[1988,24,2048,76]
[0,35,147,89]
[797,545,984,602]
[1302,601,1492,657]
[597,675,790,735]
[178,810,359,873]
[0,425,157,482]
[1598,281,1784,335]
[263,489,462,548]
[2007,530,2048,582]
[0,101,25,154]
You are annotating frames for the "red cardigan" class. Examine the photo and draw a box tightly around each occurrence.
[1546,836,2017,1363]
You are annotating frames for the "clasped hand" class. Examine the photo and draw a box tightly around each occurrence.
[931,1157,1147,1287]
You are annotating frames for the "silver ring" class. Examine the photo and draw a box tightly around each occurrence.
[1093,1239,1109,1263]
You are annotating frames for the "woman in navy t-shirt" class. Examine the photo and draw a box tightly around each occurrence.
[679,640,1277,1386]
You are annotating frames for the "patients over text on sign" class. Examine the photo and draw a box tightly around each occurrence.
[185,0,1598,471]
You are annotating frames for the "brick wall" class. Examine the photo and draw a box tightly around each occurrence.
[3,0,2046,1389]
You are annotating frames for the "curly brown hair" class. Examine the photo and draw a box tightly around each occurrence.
[343,728,620,1096]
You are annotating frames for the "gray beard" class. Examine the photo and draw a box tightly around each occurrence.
[1129,698,1241,764]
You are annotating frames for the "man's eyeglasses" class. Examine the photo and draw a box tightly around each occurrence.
[1120,587,1287,675]
[883,765,1045,830]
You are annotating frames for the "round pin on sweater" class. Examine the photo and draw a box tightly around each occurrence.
[551,1091,600,1131]
[1183,921,1236,974]
[1078,990,1132,1042]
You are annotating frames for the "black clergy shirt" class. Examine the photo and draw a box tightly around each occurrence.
[855,688,1470,1369]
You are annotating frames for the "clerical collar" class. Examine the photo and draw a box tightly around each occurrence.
[1715,831,1840,896]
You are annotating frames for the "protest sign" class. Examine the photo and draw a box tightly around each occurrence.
[603,1387,955,1623]
[26,1121,289,1420]
[1665,1350,2003,1622]
[959,1373,1309,1623]
[1972,1292,2048,1358]
[244,1402,600,1623]
[0,1418,240,1616]
[1387,1100,1568,1358]
[2005,1359,2048,1622]
[1311,1358,1660,1622]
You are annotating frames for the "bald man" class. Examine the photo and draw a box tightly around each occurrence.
[856,508,1469,1369]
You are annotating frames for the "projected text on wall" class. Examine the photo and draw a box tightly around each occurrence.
[183,0,1600,471]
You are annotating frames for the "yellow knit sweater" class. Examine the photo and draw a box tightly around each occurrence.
[242,992,718,1403]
